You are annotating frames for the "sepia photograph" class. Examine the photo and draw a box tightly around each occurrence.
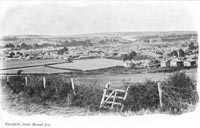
[0,0,199,128]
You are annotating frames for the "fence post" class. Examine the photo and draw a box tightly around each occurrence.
[157,82,163,108]
[6,76,9,83]
[100,82,110,108]
[25,76,28,87]
[71,78,75,95]
[43,77,46,88]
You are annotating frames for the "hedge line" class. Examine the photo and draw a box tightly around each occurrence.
[4,75,72,104]
[1,71,199,114]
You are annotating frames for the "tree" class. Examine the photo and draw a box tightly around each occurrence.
[129,51,137,59]
[122,51,137,62]
[169,50,178,57]
[2,36,17,41]
[21,43,28,49]
[9,52,15,58]
[34,43,40,49]
[57,47,69,55]
[99,40,106,44]
[113,53,118,56]
[63,47,68,52]
[16,45,21,48]
[188,42,195,50]
[21,43,33,49]
[5,43,15,48]
[123,54,128,62]
[178,49,185,57]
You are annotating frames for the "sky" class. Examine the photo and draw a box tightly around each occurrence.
[0,1,196,36]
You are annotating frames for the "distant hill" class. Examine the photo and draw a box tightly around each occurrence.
[1,31,197,47]
[70,31,197,38]
[1,31,197,39]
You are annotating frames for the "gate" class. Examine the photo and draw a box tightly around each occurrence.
[100,82,129,112]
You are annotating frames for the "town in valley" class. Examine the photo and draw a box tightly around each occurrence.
[0,31,198,73]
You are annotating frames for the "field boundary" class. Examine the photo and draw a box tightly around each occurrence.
[1,61,71,70]
[44,65,82,72]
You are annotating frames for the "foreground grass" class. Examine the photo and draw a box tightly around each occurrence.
[0,71,199,116]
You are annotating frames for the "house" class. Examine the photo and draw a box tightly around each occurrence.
[123,61,132,68]
[160,60,170,68]
[118,51,128,57]
[123,61,137,68]
[148,61,160,68]
[183,59,196,67]
[140,60,151,68]
[170,59,184,67]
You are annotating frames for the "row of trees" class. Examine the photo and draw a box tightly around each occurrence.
[2,36,17,41]
[4,40,93,49]
[57,47,69,55]
[123,51,137,62]
[188,41,198,50]
[168,49,185,58]
[5,43,34,49]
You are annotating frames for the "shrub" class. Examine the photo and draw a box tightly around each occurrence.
[124,80,159,112]
[72,84,103,111]
[161,71,199,114]
[7,76,25,93]
[6,75,73,104]
[3,71,199,114]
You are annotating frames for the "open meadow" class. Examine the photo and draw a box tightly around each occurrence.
[72,68,197,87]
[48,58,125,71]
[0,59,63,70]
[1,58,197,86]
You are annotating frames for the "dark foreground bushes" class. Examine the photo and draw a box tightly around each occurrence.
[123,81,159,112]
[161,71,199,114]
[5,75,73,104]
[124,71,199,114]
[71,84,103,111]
[1,71,199,114]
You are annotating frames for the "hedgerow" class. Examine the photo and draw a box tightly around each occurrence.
[71,84,103,111]
[123,81,159,112]
[161,71,199,114]
[2,71,199,114]
[5,75,73,104]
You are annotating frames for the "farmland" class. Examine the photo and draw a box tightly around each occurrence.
[72,68,197,87]
[0,66,72,74]
[0,58,197,87]
[1,59,63,70]
[48,58,125,71]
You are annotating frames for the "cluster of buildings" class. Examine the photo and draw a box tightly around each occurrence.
[0,34,198,70]
[123,47,198,69]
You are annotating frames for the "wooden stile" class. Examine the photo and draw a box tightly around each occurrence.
[43,77,46,88]
[157,82,163,108]
[6,76,9,82]
[25,76,28,86]
[100,82,129,112]
[71,78,75,94]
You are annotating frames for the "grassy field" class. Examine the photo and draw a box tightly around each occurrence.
[0,58,124,74]
[0,66,72,74]
[1,58,197,86]
[1,59,63,70]
[72,68,197,87]
[48,58,125,71]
